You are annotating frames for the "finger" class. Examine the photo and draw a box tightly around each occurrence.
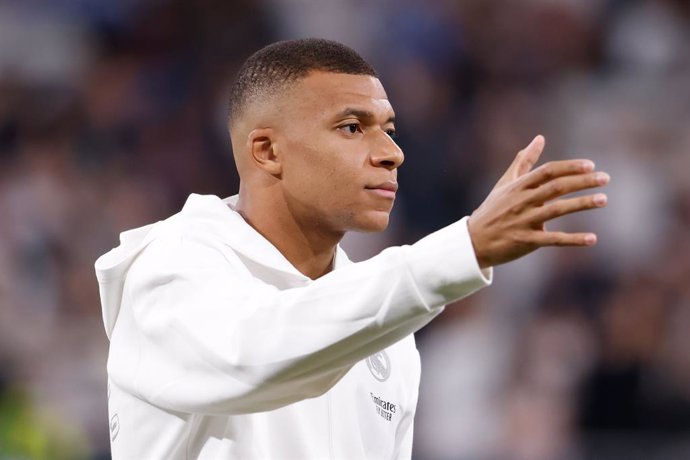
[527,171,610,204]
[515,134,545,177]
[531,231,598,247]
[496,135,546,187]
[519,159,597,190]
[530,193,608,223]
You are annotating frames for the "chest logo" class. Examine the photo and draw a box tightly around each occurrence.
[366,351,391,382]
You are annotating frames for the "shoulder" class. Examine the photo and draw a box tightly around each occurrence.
[130,195,247,278]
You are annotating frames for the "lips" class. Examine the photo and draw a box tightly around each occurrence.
[366,181,398,193]
[366,181,398,199]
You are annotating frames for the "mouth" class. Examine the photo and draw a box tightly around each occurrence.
[365,181,398,199]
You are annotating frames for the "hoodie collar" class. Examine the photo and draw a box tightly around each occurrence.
[181,194,351,281]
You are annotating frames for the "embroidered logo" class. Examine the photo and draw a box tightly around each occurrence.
[366,351,391,382]
[110,414,120,441]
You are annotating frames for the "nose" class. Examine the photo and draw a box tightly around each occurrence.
[370,132,404,170]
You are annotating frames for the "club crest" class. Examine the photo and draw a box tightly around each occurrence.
[366,351,391,382]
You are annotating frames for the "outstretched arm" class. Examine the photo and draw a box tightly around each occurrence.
[468,135,609,268]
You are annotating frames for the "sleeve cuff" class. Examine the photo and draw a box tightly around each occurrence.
[401,217,493,307]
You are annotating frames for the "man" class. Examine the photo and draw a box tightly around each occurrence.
[96,38,609,458]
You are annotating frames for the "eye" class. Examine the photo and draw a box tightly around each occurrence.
[386,129,397,139]
[339,123,362,135]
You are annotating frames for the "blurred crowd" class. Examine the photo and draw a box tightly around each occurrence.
[0,0,688,458]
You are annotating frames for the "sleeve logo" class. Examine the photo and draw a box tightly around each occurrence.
[110,414,120,441]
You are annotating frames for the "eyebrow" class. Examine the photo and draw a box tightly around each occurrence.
[335,108,396,124]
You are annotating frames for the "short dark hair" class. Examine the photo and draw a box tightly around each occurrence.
[229,38,378,123]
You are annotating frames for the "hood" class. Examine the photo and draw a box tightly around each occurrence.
[95,194,352,340]
[95,222,158,339]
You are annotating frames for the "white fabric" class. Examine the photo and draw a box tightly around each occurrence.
[95,194,492,459]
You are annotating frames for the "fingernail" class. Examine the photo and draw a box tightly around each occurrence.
[582,161,595,171]
[596,172,610,184]
[585,234,597,245]
[528,135,545,148]
[594,194,607,206]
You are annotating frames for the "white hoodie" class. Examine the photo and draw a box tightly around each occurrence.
[95,194,491,459]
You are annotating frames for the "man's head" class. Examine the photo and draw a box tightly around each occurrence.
[229,38,404,235]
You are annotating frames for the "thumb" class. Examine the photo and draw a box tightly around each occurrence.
[495,135,545,187]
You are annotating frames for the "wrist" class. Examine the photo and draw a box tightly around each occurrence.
[467,214,489,269]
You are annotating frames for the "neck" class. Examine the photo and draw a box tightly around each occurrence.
[236,186,342,280]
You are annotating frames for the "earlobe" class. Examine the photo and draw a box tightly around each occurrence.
[248,128,282,176]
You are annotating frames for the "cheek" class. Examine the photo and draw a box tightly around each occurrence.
[281,146,336,202]
[283,139,362,199]
[305,163,357,207]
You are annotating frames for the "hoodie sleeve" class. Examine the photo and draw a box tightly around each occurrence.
[107,217,491,415]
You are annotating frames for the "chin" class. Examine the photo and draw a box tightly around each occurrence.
[350,212,390,233]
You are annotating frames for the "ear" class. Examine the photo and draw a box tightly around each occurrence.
[247,128,282,176]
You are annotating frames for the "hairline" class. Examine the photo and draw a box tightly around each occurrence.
[229,69,382,129]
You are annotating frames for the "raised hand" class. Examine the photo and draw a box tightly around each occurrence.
[468,135,609,269]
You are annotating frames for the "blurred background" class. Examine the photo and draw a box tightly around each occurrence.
[0,0,689,458]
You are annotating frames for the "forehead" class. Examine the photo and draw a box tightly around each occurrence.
[286,71,393,116]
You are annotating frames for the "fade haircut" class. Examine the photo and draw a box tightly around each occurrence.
[229,38,378,124]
